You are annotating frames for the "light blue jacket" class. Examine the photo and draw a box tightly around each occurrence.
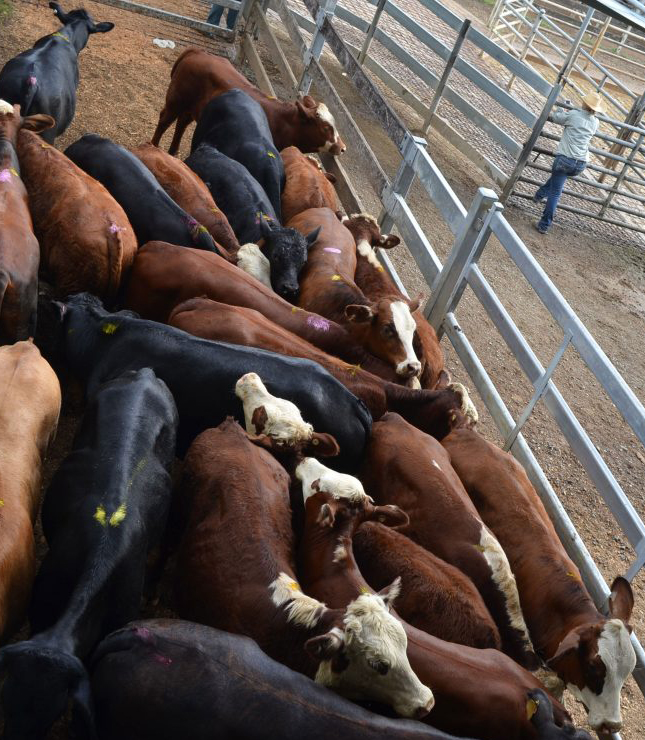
[551,108,598,162]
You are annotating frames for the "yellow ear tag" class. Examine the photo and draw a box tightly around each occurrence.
[331,274,342,281]
[94,506,107,527]
[526,698,539,721]
[267,151,276,158]
[41,143,49,148]
[102,322,119,335]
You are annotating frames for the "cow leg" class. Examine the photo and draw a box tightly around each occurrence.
[167,112,192,156]
[151,106,178,148]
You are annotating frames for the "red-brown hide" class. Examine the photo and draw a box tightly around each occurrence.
[131,143,238,258]
[151,49,345,155]
[280,147,338,223]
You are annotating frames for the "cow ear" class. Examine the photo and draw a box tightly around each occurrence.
[408,295,421,313]
[609,576,634,624]
[305,629,344,660]
[296,101,314,119]
[302,95,316,109]
[49,2,70,23]
[305,226,321,248]
[244,432,277,452]
[546,629,581,672]
[90,21,115,33]
[21,113,55,132]
[317,502,337,527]
[52,300,67,322]
[258,217,273,238]
[305,432,340,458]
[344,304,374,323]
[324,172,337,184]
[377,234,400,249]
[367,504,409,529]
[377,576,401,609]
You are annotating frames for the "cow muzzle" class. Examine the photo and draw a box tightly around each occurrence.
[595,719,622,734]
[278,284,300,303]
[397,360,422,379]
[412,695,435,720]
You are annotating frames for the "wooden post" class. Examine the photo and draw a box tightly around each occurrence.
[583,15,610,72]
[423,19,471,133]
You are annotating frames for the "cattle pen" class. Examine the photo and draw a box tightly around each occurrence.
[1,0,645,737]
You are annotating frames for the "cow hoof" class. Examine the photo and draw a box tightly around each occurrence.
[449,382,479,425]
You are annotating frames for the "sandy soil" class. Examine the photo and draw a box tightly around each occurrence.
[1,0,645,737]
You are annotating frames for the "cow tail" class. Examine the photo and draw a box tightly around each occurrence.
[21,66,38,115]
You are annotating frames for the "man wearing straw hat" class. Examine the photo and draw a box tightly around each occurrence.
[533,91,605,234]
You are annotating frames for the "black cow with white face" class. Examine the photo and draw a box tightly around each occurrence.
[191,89,285,220]
[52,293,372,465]
[64,134,223,255]
[0,368,177,740]
[0,3,114,143]
[186,143,319,301]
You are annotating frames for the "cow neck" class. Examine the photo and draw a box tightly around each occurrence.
[298,506,367,607]
[537,587,604,661]
[0,138,19,173]
[56,22,88,53]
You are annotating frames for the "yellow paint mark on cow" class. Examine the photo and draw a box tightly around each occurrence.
[566,571,580,581]
[210,207,219,214]
[9,167,18,177]
[128,458,148,487]
[267,151,276,158]
[109,503,127,527]
[473,544,486,552]
[331,274,342,281]
[41,143,49,149]
[267,96,277,100]
[102,322,119,335]
[94,505,107,527]
[291,306,302,313]
[360,586,369,594]
[526,698,539,721]
[51,31,70,41]
[0,499,4,507]
[348,364,361,377]
[377,265,385,272]
[289,580,300,591]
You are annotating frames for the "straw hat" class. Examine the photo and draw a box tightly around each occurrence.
[582,91,605,114]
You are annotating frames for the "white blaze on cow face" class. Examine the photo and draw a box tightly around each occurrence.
[478,524,535,656]
[390,301,421,379]
[568,620,635,732]
[236,243,272,290]
[296,457,372,504]
[315,589,435,719]
[316,104,341,151]
[235,373,313,445]
[356,239,382,270]
[0,100,14,115]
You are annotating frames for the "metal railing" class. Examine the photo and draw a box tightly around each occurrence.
[238,0,645,736]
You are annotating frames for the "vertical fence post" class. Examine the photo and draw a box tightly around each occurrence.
[598,131,644,218]
[358,0,387,65]
[487,0,506,30]
[424,187,498,332]
[298,0,338,95]
[506,9,543,91]
[583,15,610,72]
[378,133,426,234]
[423,19,470,133]
[556,5,595,85]
[500,82,562,204]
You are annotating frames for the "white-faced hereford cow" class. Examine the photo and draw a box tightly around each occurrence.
[289,207,423,383]
[442,427,636,734]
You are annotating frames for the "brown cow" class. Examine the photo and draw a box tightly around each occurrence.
[442,427,636,734]
[0,340,61,643]
[0,102,53,341]
[170,297,477,443]
[131,142,238,258]
[17,129,137,302]
[353,522,501,650]
[152,49,345,156]
[360,412,537,669]
[174,418,433,717]
[295,487,573,740]
[281,147,339,223]
[343,213,446,391]
[290,207,423,382]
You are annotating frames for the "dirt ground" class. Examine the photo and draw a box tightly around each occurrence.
[1,0,645,737]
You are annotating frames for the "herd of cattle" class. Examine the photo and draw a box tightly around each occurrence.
[0,3,637,740]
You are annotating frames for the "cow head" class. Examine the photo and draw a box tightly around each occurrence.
[0,101,54,146]
[235,372,339,457]
[304,154,337,184]
[270,573,433,718]
[295,96,346,156]
[342,213,400,256]
[546,577,635,733]
[48,3,114,50]
[345,298,422,381]
[258,218,320,302]
[527,689,593,740]
[0,643,96,740]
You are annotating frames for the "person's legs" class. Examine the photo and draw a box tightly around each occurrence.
[537,169,568,231]
[534,176,551,203]
[225,8,239,29]
[207,3,224,25]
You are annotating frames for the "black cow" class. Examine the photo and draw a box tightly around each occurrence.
[191,89,285,220]
[0,369,177,740]
[64,134,222,255]
[0,3,114,143]
[528,690,593,740]
[90,619,474,740]
[54,292,372,465]
[186,143,319,301]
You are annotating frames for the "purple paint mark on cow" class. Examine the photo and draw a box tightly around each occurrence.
[134,627,153,641]
[323,247,341,254]
[0,170,11,183]
[306,315,331,332]
[29,76,37,86]
[109,222,124,234]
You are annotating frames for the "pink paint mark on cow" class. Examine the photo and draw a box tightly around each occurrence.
[306,315,331,332]
[29,76,37,86]
[134,627,153,641]
[154,654,173,666]
[0,170,11,182]
[323,247,341,253]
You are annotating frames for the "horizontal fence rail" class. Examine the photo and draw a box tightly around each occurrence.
[239,1,645,735]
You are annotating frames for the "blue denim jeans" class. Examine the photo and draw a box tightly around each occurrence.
[535,154,586,231]
[207,3,238,29]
